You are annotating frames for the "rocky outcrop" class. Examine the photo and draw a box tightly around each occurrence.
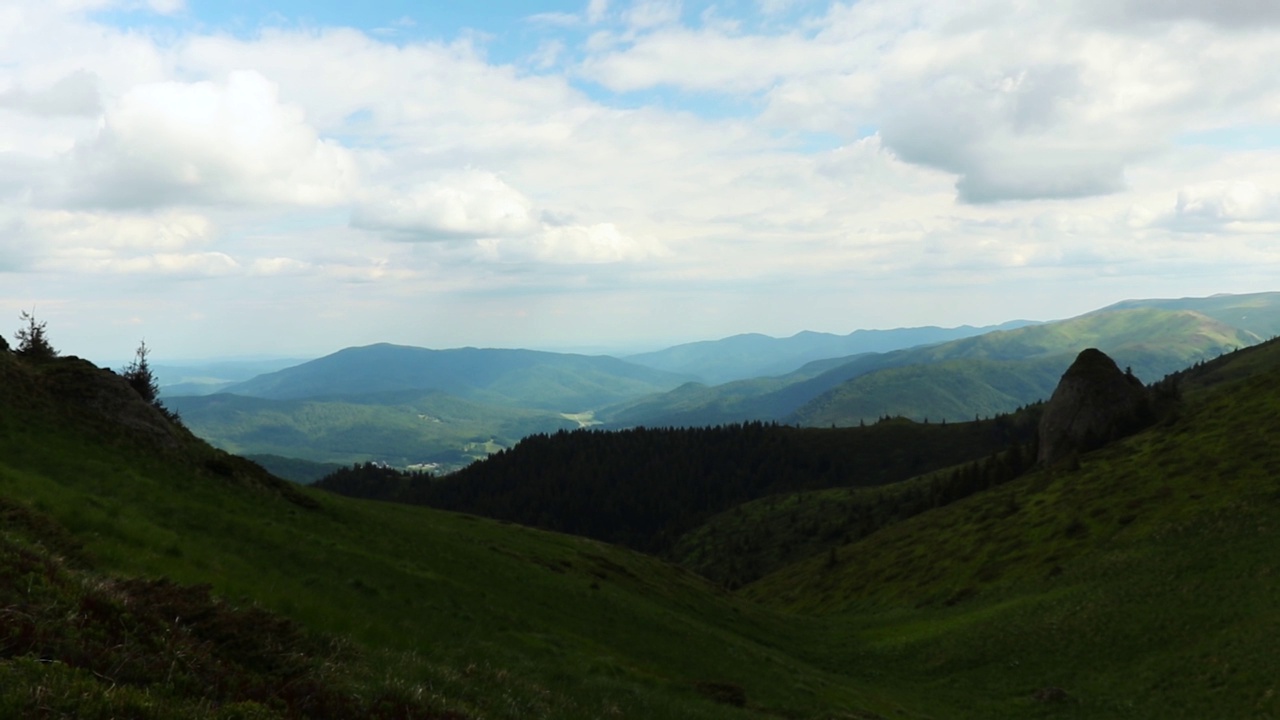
[1038,348,1153,466]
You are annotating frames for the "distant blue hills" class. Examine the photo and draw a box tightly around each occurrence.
[165,291,1280,472]
[623,320,1038,385]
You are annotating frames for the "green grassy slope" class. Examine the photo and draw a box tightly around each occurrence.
[674,417,1038,588]
[789,307,1256,427]
[243,453,346,483]
[7,335,1280,718]
[608,306,1258,429]
[1106,289,1280,339]
[0,352,895,719]
[0,492,455,719]
[167,388,578,468]
[792,358,1061,426]
[742,341,1280,718]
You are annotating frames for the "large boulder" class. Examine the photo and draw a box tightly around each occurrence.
[1038,348,1153,466]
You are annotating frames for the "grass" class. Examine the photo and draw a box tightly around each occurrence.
[0,352,892,719]
[743,341,1280,717]
[607,306,1261,431]
[5,338,1280,717]
[673,436,1033,588]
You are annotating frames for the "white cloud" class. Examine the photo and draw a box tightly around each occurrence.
[756,0,800,17]
[352,172,663,267]
[587,0,610,24]
[483,223,665,264]
[1167,181,1280,230]
[579,29,823,93]
[2,1,1279,359]
[1087,0,1280,30]
[0,70,101,117]
[64,70,357,209]
[624,0,682,30]
[28,209,215,252]
[248,257,313,276]
[527,11,582,28]
[146,0,184,15]
[352,171,538,241]
[529,39,566,70]
[578,1,1280,203]
[4,208,239,278]
[58,251,239,278]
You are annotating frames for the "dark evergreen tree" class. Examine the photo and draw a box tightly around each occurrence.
[15,310,56,360]
[121,341,161,405]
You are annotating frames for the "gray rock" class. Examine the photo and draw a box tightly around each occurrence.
[1038,348,1152,466]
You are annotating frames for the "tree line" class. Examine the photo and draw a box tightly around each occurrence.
[313,411,1041,558]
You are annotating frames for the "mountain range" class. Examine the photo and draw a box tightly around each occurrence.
[4,308,1280,717]
[621,320,1037,384]
[166,291,1280,474]
[604,300,1266,428]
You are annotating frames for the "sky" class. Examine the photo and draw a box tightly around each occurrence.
[2,0,1280,362]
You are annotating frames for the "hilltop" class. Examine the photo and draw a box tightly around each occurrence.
[223,343,691,408]
[162,291,1279,473]
[168,343,695,471]
[739,339,1280,716]
[7,311,1280,717]
[623,320,1036,384]
[307,337,1280,716]
[0,345,889,718]
[609,303,1261,429]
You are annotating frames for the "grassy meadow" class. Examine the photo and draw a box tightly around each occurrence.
[3,339,1280,717]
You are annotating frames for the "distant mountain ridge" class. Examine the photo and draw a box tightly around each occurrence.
[8,305,1280,717]
[1102,290,1280,339]
[623,320,1038,384]
[166,388,577,468]
[224,343,693,411]
[156,357,311,398]
[605,301,1270,428]
[173,290,1280,469]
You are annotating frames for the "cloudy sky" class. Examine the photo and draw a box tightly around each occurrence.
[2,0,1279,362]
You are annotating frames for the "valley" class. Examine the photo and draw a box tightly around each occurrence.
[7,2,1278,716]
[167,292,1280,475]
[3,291,1280,717]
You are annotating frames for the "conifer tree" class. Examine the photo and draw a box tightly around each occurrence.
[15,310,56,360]
[121,340,161,405]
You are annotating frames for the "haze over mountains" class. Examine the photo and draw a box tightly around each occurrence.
[154,358,311,397]
[621,320,1037,385]
[7,296,1280,717]
[166,291,1280,474]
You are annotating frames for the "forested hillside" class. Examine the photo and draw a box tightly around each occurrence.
[6,318,1280,717]
[623,320,1035,384]
[608,305,1260,429]
[167,388,577,468]
[740,339,1280,717]
[318,413,1039,557]
[224,343,692,408]
[0,337,886,718]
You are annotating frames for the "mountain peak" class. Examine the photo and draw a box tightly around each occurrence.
[1037,348,1152,466]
